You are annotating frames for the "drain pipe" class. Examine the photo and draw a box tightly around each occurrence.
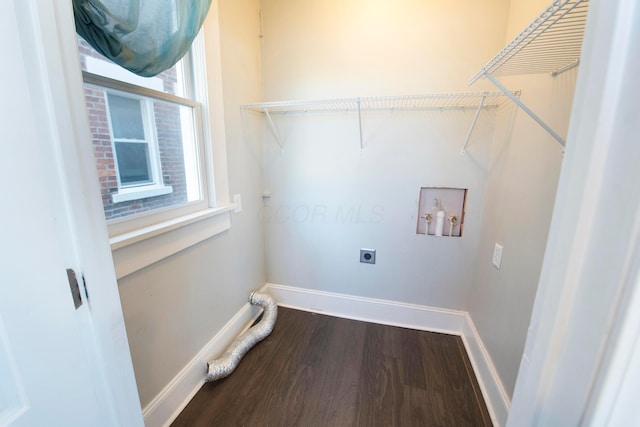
[206,291,278,382]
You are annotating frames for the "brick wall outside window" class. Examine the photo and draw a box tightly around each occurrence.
[78,39,189,220]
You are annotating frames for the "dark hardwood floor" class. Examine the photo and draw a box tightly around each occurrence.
[172,307,492,426]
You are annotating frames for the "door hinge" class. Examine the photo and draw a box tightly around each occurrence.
[66,268,83,309]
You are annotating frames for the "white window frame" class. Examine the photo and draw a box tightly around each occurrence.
[104,91,174,203]
[79,24,233,279]
[82,71,209,227]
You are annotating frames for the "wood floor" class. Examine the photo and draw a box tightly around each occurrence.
[172,308,492,426]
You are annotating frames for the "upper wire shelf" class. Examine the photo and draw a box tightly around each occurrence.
[243,91,518,154]
[469,0,589,84]
[242,91,514,114]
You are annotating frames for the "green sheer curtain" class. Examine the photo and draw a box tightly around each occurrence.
[73,0,211,77]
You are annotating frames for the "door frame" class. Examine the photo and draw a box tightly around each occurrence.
[15,0,143,424]
[508,0,640,425]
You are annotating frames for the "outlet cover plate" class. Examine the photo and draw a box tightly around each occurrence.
[493,243,503,269]
[360,249,376,264]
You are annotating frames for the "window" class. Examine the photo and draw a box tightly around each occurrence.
[106,93,169,199]
[108,94,155,187]
[78,36,207,226]
[75,16,232,280]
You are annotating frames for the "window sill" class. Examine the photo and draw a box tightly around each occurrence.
[110,206,233,279]
[112,185,173,203]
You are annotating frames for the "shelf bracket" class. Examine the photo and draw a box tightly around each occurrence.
[461,93,487,155]
[264,108,284,151]
[357,99,364,150]
[484,72,565,147]
[551,59,580,77]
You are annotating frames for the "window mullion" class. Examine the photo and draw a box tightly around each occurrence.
[103,94,124,190]
[83,71,198,109]
[188,31,215,207]
[142,99,162,187]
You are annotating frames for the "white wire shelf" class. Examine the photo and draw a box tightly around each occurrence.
[242,91,518,154]
[468,0,589,147]
[469,0,589,85]
[242,92,514,114]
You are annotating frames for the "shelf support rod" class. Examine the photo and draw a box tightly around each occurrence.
[357,98,364,150]
[484,72,565,147]
[461,93,487,155]
[551,59,580,78]
[264,108,284,151]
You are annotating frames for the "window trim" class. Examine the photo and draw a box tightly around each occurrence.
[79,20,233,279]
[82,72,200,111]
[111,184,173,203]
[109,206,232,279]
[83,70,212,235]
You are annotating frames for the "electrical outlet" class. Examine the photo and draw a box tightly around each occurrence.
[360,249,376,264]
[493,243,503,269]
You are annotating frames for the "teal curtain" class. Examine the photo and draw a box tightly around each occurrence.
[73,0,211,77]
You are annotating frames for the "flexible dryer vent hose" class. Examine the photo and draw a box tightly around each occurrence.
[206,291,278,382]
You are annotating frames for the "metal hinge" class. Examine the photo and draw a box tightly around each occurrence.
[66,268,83,309]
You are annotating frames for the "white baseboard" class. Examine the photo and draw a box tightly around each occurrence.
[265,283,510,426]
[461,313,511,427]
[265,283,465,335]
[142,302,262,427]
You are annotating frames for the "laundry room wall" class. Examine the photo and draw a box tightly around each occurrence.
[259,0,512,309]
[467,0,579,397]
[116,0,265,409]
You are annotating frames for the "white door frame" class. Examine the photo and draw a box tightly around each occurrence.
[508,0,640,425]
[15,0,144,424]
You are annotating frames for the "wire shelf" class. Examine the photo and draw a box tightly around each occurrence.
[242,91,516,114]
[243,91,518,153]
[469,0,589,84]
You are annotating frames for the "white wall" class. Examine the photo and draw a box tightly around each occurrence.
[261,0,510,99]
[260,0,511,309]
[466,0,578,397]
[116,0,264,408]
